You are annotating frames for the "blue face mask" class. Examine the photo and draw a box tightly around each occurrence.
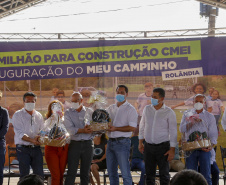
[116,94,125,102]
[151,98,159,106]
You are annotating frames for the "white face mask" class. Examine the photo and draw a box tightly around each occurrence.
[71,102,80,110]
[24,103,35,111]
[194,102,204,110]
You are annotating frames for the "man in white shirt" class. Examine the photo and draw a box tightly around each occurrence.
[139,88,177,185]
[107,85,138,185]
[180,94,218,185]
[12,92,44,179]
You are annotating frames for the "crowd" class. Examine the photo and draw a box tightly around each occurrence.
[0,82,225,185]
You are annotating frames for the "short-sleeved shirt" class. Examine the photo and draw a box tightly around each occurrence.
[93,138,107,160]
[107,101,138,138]
[136,93,151,116]
[207,99,223,115]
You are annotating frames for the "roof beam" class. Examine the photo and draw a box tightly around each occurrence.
[0,28,226,41]
[0,0,46,19]
[196,0,226,9]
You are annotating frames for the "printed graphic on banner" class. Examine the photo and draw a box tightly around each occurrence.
[0,37,226,81]
[0,40,201,67]
[162,67,203,81]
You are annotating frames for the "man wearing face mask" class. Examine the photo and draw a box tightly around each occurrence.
[106,85,138,185]
[139,88,177,185]
[12,92,44,179]
[64,92,93,185]
[180,94,218,185]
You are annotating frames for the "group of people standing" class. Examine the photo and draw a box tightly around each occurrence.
[0,82,225,185]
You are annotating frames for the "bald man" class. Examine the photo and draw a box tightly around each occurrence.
[64,92,94,185]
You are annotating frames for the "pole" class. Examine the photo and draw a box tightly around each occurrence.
[3,81,6,107]
[208,7,216,36]
[74,78,78,91]
[40,79,42,111]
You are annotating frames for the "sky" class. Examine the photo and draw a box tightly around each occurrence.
[0,0,225,33]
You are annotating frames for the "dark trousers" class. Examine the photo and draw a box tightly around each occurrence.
[16,146,44,179]
[65,140,93,185]
[144,142,170,185]
[211,162,220,185]
[0,147,5,185]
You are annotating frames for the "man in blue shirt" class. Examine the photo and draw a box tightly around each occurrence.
[64,92,93,185]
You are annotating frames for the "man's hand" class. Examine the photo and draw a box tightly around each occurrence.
[32,136,41,145]
[138,143,144,154]
[202,146,212,152]
[108,125,117,132]
[164,147,175,161]
[83,125,92,133]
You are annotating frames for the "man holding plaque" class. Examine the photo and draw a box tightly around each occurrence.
[180,94,218,185]
[107,85,138,185]
[64,92,93,185]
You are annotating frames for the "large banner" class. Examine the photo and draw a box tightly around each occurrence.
[0,37,226,81]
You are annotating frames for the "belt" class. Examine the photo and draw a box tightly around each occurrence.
[16,144,40,148]
[73,140,92,142]
[109,137,128,141]
[147,141,169,146]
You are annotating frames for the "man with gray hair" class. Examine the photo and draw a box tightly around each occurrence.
[64,92,93,185]
[180,94,218,185]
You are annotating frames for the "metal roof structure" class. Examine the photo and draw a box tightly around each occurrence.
[0,27,226,41]
[196,0,226,9]
[0,0,46,19]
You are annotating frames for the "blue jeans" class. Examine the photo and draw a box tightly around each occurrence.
[186,150,212,185]
[131,158,145,185]
[211,161,220,185]
[106,138,132,185]
[16,146,44,178]
[0,147,5,185]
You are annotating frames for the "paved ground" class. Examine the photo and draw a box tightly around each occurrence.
[3,172,226,185]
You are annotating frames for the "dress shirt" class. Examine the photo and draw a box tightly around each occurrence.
[12,108,44,145]
[64,106,93,141]
[180,109,218,145]
[221,110,226,131]
[107,101,138,138]
[139,104,177,147]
